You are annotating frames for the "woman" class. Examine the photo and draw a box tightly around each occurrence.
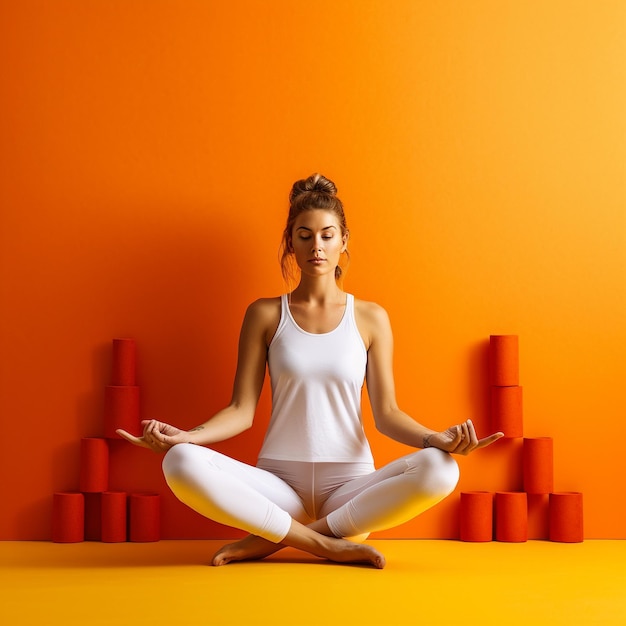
[118,173,502,569]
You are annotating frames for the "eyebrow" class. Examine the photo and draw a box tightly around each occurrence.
[296,225,337,231]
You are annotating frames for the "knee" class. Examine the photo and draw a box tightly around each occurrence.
[410,448,460,498]
[426,448,460,495]
[162,443,199,483]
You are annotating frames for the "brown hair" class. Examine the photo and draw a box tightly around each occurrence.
[280,173,350,286]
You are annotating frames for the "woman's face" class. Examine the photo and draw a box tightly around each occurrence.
[290,209,347,278]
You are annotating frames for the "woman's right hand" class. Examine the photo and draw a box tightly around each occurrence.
[116,419,189,453]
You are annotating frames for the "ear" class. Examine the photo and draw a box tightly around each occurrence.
[341,230,350,252]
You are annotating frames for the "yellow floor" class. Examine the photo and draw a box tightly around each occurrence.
[1,540,625,625]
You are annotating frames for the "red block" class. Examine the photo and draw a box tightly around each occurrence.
[523,437,553,494]
[550,492,583,543]
[112,338,137,386]
[489,335,519,386]
[460,491,493,542]
[495,492,527,542]
[79,437,109,493]
[129,493,160,542]
[491,386,523,438]
[104,385,140,439]
[52,492,85,543]
[102,491,128,543]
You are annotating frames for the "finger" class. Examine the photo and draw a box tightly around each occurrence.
[444,425,465,454]
[148,420,166,440]
[457,421,471,453]
[116,429,150,448]
[144,422,164,446]
[466,419,479,450]
[476,432,505,449]
[148,436,172,453]
[151,422,172,443]
[443,426,461,451]
[456,424,467,450]
[153,431,170,445]
[453,425,463,442]
[458,420,478,455]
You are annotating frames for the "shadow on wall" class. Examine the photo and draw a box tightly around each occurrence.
[42,200,276,540]
[466,338,491,436]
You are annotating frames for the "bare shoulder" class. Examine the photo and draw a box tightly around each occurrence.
[246,296,281,317]
[354,298,392,348]
[244,297,282,345]
[354,298,391,324]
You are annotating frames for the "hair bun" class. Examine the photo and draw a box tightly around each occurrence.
[289,173,337,203]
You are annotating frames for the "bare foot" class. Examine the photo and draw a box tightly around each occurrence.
[212,520,386,570]
[321,537,386,569]
[212,534,283,566]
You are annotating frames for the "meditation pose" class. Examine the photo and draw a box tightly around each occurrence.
[119,173,502,568]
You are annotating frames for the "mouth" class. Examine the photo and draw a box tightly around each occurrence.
[308,258,326,265]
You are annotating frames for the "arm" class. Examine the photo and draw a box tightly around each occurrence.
[362,302,433,448]
[118,298,279,452]
[360,302,502,455]
[183,298,274,445]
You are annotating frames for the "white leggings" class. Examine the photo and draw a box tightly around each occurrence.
[162,443,459,543]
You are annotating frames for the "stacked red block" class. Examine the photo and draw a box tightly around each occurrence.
[51,339,160,543]
[459,335,583,543]
[490,335,523,437]
[104,338,140,439]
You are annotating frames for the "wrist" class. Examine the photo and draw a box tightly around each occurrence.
[423,432,436,448]
[185,427,203,444]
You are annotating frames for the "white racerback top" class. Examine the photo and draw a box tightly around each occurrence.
[258,293,374,463]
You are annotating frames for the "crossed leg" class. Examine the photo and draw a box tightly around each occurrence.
[163,444,458,568]
[213,448,459,566]
[162,444,385,568]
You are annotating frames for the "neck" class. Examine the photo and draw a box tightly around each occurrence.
[291,274,344,304]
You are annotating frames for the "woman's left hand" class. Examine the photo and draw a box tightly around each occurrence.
[425,419,503,456]
[117,419,184,453]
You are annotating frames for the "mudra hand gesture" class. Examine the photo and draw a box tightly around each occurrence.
[425,419,503,455]
[117,419,187,453]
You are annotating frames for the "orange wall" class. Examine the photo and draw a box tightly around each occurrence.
[1,0,624,540]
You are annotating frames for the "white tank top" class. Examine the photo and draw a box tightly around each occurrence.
[258,294,374,463]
